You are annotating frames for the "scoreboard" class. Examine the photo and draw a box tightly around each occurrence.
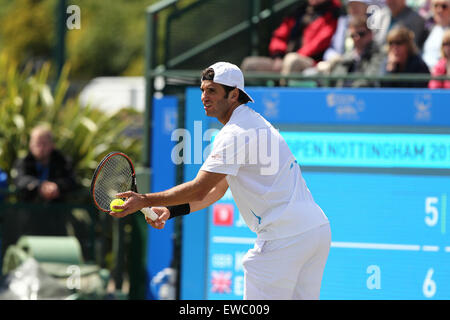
[306,171,449,299]
[177,88,450,300]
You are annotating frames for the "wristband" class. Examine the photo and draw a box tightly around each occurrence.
[167,203,190,219]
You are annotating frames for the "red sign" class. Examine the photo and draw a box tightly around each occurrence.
[213,204,234,226]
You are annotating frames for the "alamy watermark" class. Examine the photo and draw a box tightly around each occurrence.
[170,121,280,175]
[366,5,386,31]
[63,4,386,33]
[66,265,81,290]
[66,5,81,30]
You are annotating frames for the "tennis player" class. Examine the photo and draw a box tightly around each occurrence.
[110,62,331,300]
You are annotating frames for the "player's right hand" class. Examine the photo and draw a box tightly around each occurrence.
[145,206,169,229]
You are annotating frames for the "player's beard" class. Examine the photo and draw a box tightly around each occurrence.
[204,98,230,121]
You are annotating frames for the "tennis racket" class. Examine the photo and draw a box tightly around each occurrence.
[90,151,158,221]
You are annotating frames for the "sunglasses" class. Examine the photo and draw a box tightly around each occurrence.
[443,42,450,46]
[433,2,449,9]
[350,30,368,39]
[388,40,406,46]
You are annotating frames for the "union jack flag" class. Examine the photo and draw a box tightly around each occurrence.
[210,271,232,293]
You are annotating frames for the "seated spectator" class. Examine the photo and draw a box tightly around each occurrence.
[428,29,450,87]
[422,0,450,69]
[241,0,341,77]
[12,125,76,203]
[2,125,77,257]
[381,26,430,87]
[418,0,437,30]
[375,0,428,49]
[323,0,378,62]
[329,15,385,87]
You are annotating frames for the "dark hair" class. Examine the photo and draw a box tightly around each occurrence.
[201,68,215,81]
[201,67,251,104]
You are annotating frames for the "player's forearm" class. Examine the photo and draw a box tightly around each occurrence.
[189,178,228,212]
[143,180,206,207]
[140,170,226,209]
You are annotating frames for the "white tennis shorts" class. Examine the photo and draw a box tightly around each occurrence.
[242,223,331,300]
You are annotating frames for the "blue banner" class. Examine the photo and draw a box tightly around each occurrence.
[282,132,450,168]
[185,87,450,126]
[147,96,178,299]
[181,87,450,300]
[246,88,450,126]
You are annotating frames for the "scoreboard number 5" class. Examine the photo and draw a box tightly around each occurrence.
[425,197,439,227]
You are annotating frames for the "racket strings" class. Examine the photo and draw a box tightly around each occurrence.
[94,155,133,211]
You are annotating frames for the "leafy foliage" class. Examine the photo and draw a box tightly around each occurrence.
[0,0,55,65]
[0,53,142,189]
[0,0,160,79]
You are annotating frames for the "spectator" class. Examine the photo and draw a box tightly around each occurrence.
[241,0,341,76]
[418,0,436,30]
[422,0,450,69]
[428,29,450,87]
[323,0,374,62]
[329,15,385,87]
[13,125,76,203]
[2,125,77,256]
[381,26,430,87]
[375,0,428,49]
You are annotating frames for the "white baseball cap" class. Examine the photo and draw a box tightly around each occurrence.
[204,62,254,103]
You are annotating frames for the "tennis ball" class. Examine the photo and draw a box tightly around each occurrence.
[110,198,125,212]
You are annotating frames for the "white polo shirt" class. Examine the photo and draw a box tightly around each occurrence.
[200,105,329,240]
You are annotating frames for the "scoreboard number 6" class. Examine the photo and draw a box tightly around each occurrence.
[425,197,439,227]
[423,268,436,298]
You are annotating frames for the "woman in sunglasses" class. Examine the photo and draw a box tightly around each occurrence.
[422,0,450,69]
[428,29,450,88]
[381,26,430,87]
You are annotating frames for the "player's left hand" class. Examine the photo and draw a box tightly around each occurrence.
[108,191,146,218]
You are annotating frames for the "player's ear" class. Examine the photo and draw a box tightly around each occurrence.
[231,88,239,101]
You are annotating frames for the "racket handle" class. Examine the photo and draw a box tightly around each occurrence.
[141,207,158,221]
